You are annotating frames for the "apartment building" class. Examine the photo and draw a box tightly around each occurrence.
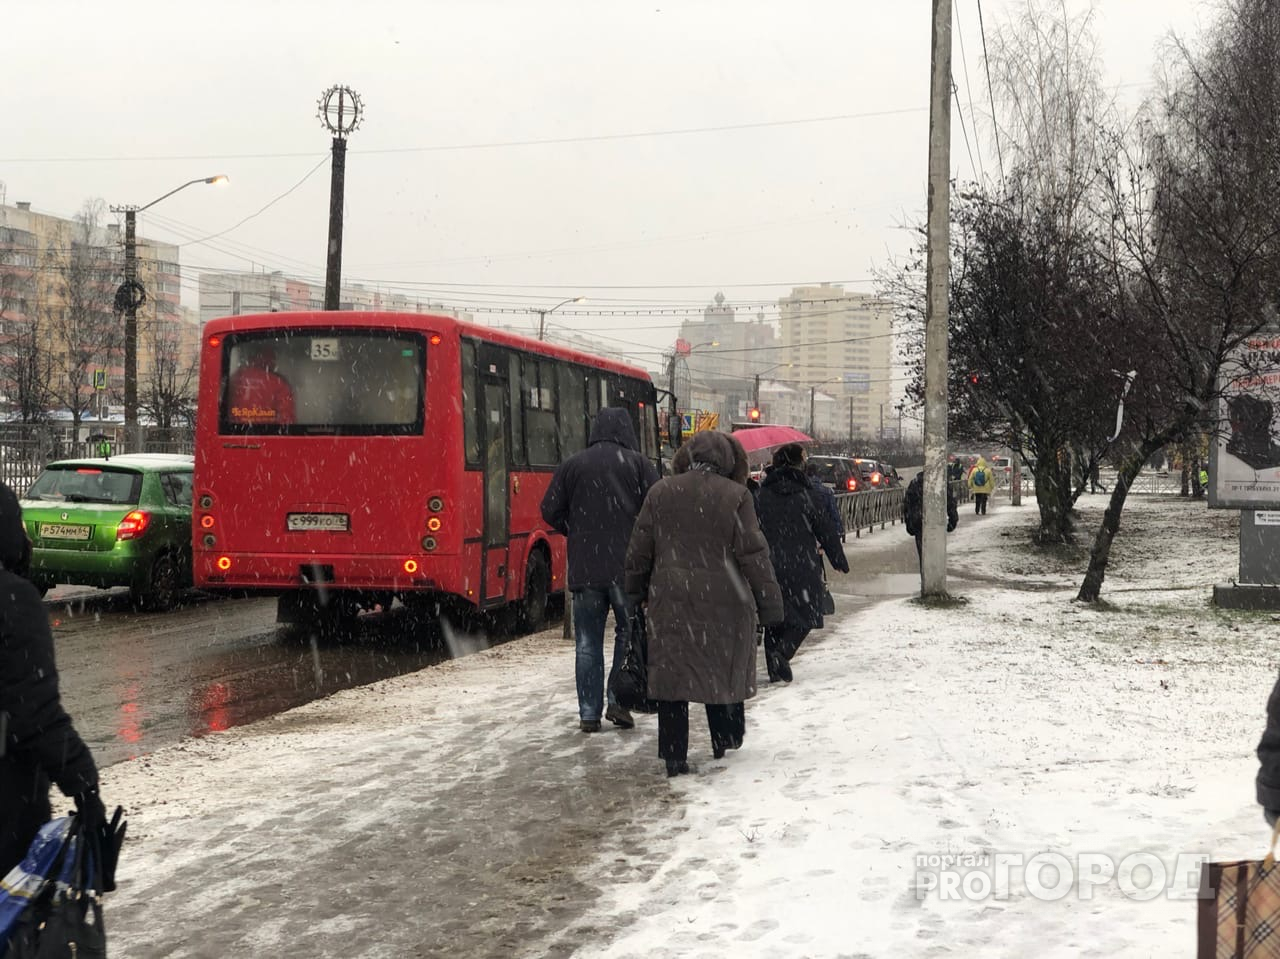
[676,292,780,381]
[777,283,893,441]
[0,199,186,418]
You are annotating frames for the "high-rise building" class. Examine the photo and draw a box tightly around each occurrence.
[676,292,779,382]
[778,283,892,441]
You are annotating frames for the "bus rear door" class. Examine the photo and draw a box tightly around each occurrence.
[479,353,510,605]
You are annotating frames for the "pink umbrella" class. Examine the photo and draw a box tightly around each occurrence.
[732,425,813,453]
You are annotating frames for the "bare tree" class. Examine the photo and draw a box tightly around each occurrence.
[40,200,122,436]
[139,313,198,433]
[1077,0,1280,600]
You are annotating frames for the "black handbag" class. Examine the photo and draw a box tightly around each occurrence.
[4,815,107,959]
[607,607,659,714]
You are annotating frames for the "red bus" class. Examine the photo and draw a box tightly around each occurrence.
[193,311,661,627]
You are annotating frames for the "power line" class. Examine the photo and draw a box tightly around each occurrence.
[172,155,330,249]
[954,2,987,182]
[0,106,930,164]
[976,0,1006,179]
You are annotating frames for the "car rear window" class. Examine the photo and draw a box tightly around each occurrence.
[810,460,848,483]
[27,466,142,506]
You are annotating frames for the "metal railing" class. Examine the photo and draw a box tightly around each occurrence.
[0,425,194,493]
[835,480,970,538]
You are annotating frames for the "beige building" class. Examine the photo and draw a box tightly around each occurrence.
[777,283,892,442]
[676,292,780,381]
[198,271,474,325]
[0,199,184,420]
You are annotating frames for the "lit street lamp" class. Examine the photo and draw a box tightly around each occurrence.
[112,175,227,446]
[536,296,586,341]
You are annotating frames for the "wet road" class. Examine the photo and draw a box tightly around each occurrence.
[51,589,550,768]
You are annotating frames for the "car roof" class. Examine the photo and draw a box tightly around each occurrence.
[42,453,193,472]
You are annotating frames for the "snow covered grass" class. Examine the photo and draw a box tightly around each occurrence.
[99,490,1279,957]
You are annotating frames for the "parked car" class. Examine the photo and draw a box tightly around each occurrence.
[806,455,862,493]
[20,453,195,610]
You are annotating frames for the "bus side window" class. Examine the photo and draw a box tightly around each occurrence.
[525,359,558,466]
[461,340,480,467]
[559,364,586,458]
[508,353,526,467]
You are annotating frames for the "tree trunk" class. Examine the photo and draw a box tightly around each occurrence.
[1077,452,1148,602]
[1033,456,1075,542]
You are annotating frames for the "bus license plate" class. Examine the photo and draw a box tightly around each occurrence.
[287,513,349,532]
[41,523,91,540]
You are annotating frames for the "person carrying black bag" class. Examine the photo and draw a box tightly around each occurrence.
[0,482,122,890]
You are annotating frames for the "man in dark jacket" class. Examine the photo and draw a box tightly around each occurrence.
[542,408,659,732]
[804,460,845,541]
[755,444,849,684]
[904,470,958,565]
[0,483,104,876]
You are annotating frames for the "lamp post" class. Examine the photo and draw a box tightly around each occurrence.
[536,296,586,341]
[112,175,227,448]
[752,362,793,415]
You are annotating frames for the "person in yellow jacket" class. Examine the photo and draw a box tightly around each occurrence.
[968,456,996,515]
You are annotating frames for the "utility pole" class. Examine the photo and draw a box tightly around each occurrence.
[897,402,905,444]
[848,396,854,451]
[122,210,140,442]
[808,386,816,437]
[317,86,364,311]
[754,373,761,412]
[879,403,884,442]
[921,0,953,598]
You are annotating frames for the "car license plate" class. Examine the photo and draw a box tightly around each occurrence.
[287,512,349,532]
[41,523,91,540]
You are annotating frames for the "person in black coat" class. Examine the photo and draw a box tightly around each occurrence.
[0,483,103,876]
[541,407,660,732]
[754,444,849,683]
[903,470,958,565]
[1257,672,1280,825]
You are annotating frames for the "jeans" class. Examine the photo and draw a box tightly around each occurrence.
[573,585,630,721]
[656,701,745,762]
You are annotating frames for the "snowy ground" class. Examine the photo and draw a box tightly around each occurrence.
[94,490,1276,957]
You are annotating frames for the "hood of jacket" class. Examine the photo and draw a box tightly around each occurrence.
[0,482,30,575]
[761,464,810,495]
[671,431,749,484]
[588,407,639,451]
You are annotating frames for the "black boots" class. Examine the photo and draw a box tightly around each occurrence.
[665,759,690,777]
[767,652,793,684]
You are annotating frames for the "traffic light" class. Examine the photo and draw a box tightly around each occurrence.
[748,407,761,422]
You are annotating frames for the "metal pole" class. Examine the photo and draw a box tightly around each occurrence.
[809,386,816,437]
[921,0,953,598]
[879,403,884,442]
[538,309,548,341]
[123,209,138,449]
[324,135,347,311]
[754,373,761,411]
[849,396,854,450]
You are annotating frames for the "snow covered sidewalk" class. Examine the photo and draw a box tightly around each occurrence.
[102,493,1276,957]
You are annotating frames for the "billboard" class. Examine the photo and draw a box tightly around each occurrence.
[843,371,871,393]
[1210,329,1280,508]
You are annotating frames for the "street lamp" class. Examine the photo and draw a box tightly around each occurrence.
[112,175,228,446]
[536,296,586,341]
[753,362,794,412]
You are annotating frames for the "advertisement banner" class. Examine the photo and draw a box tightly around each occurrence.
[843,372,871,393]
[1211,329,1280,509]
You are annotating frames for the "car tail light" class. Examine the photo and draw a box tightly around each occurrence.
[846,477,858,492]
[116,510,151,541]
[871,471,883,486]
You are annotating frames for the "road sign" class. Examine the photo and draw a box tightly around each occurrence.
[93,369,107,390]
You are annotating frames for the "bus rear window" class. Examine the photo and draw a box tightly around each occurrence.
[219,330,425,435]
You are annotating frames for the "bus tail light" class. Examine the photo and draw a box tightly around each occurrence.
[428,496,444,512]
[202,534,216,548]
[422,536,437,551]
[429,334,442,346]
[426,517,442,532]
[403,559,419,574]
[116,510,151,541]
[199,494,214,509]
[200,515,215,529]
[216,556,232,571]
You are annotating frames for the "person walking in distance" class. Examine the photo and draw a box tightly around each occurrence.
[968,456,996,515]
[542,408,659,733]
[754,444,848,684]
[903,470,958,566]
[0,483,116,880]
[624,431,782,776]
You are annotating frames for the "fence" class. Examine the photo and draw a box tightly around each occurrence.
[835,479,970,538]
[0,424,194,493]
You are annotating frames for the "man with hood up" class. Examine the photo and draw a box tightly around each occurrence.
[0,483,105,876]
[542,407,660,732]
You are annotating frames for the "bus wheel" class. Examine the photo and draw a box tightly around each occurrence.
[518,549,550,633]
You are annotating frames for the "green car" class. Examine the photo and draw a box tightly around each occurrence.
[21,453,195,610]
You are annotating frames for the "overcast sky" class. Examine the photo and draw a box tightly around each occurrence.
[4,0,1208,383]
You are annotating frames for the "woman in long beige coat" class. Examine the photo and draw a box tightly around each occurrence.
[624,431,783,777]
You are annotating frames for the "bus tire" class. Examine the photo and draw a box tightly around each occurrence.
[518,548,550,633]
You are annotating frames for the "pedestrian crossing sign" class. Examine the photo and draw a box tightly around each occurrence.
[93,369,106,390]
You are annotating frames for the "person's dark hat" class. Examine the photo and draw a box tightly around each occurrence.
[772,443,806,470]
